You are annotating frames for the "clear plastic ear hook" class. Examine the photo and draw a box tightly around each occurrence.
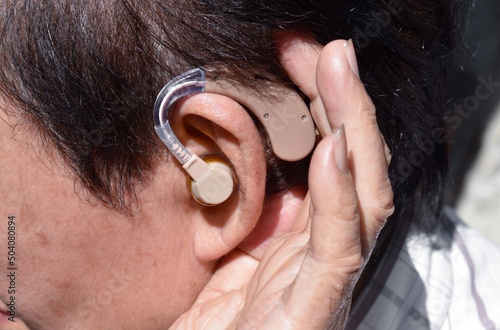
[153,68,206,165]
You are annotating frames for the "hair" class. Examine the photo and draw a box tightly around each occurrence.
[0,0,468,233]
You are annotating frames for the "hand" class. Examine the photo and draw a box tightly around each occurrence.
[170,37,394,329]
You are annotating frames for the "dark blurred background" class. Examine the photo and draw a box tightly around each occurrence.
[446,0,500,245]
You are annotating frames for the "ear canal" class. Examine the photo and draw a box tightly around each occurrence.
[186,156,236,206]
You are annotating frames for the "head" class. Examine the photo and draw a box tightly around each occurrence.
[0,0,465,328]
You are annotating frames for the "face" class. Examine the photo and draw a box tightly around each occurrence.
[0,107,216,329]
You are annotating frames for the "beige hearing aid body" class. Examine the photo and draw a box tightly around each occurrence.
[205,79,315,162]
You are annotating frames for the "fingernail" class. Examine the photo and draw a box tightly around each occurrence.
[343,39,360,79]
[333,124,349,174]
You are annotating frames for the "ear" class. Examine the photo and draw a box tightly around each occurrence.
[169,92,268,261]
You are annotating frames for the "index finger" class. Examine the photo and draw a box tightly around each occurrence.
[317,40,394,239]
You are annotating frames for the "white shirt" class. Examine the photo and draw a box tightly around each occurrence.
[347,207,500,329]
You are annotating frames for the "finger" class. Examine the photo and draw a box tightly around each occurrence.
[316,40,393,243]
[285,127,362,327]
[309,126,361,264]
[276,33,332,137]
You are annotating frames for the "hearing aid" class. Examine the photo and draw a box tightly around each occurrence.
[153,68,316,205]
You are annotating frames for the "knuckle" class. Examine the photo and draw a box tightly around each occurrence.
[373,203,395,223]
[375,201,395,222]
[358,101,377,123]
[385,146,392,165]
[381,134,392,165]
[366,185,395,222]
[356,87,377,117]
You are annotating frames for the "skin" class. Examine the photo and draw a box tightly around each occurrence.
[0,36,393,329]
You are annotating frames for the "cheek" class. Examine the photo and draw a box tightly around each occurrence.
[0,156,210,327]
[4,187,212,328]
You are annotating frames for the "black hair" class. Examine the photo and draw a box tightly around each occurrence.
[0,0,469,232]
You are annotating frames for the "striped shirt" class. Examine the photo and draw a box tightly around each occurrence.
[347,207,500,329]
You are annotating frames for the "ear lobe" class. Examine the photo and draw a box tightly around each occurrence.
[171,93,268,261]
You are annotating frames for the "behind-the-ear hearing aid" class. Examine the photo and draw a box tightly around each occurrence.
[153,68,316,205]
